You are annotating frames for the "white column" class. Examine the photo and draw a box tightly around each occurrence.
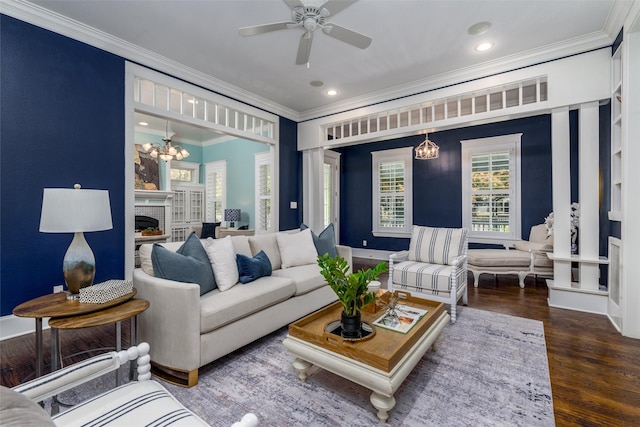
[302,148,325,232]
[621,18,640,338]
[578,102,601,290]
[550,107,572,287]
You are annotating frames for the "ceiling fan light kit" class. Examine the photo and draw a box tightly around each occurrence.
[238,0,371,65]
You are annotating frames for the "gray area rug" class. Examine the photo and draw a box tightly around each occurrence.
[162,307,554,426]
[52,307,554,426]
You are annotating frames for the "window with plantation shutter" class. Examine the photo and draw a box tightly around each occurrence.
[372,147,413,237]
[255,152,273,233]
[205,161,226,222]
[461,133,522,243]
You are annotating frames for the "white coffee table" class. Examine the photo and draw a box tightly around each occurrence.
[283,294,449,422]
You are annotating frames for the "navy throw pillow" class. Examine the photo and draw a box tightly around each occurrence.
[201,222,221,239]
[301,223,338,257]
[151,231,216,295]
[236,250,272,284]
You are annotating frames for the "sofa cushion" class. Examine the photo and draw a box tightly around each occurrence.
[204,236,239,291]
[392,260,456,294]
[200,222,221,239]
[200,276,296,333]
[237,250,272,284]
[0,386,56,427]
[277,228,318,268]
[139,241,185,276]
[151,232,216,295]
[301,223,338,257]
[51,380,209,426]
[231,235,253,257]
[249,234,282,270]
[408,226,467,265]
[272,263,326,296]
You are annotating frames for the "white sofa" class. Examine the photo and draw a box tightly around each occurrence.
[134,229,350,387]
[2,343,258,426]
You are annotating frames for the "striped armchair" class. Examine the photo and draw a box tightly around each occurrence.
[388,226,469,323]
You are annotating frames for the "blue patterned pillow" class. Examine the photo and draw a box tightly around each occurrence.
[301,223,338,257]
[236,250,272,284]
[151,232,216,295]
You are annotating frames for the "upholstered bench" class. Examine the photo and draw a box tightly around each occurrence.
[467,224,553,288]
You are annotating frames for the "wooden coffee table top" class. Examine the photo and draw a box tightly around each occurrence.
[48,298,149,330]
[13,289,137,319]
[288,291,445,372]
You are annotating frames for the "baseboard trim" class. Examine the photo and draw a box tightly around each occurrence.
[352,248,394,261]
[0,315,49,341]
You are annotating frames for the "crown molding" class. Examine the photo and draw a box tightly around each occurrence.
[298,30,614,122]
[0,0,300,121]
[604,0,635,37]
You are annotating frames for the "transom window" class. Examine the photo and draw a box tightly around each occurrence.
[461,134,522,243]
[372,147,413,237]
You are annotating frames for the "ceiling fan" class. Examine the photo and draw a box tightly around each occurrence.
[239,0,372,65]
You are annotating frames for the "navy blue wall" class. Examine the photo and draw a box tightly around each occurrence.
[337,114,554,251]
[278,117,303,230]
[1,16,125,315]
[1,16,303,315]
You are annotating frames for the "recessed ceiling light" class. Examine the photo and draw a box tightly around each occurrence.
[467,21,492,36]
[138,122,148,126]
[310,80,324,87]
[326,89,338,96]
[475,42,494,52]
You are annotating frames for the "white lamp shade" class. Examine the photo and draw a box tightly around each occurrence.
[40,187,113,233]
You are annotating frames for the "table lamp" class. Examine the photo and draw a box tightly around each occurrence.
[39,184,113,299]
[224,208,241,228]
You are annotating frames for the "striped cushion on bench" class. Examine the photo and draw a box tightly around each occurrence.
[408,226,467,265]
[52,380,209,426]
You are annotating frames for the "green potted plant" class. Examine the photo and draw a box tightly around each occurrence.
[317,253,388,338]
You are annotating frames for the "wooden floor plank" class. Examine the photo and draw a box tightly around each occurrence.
[2,260,639,426]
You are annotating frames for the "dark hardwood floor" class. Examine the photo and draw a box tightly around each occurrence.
[2,258,640,426]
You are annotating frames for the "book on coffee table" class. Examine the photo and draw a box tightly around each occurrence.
[373,305,429,334]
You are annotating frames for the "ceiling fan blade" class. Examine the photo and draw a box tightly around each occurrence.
[283,0,305,10]
[296,32,314,65]
[239,22,293,37]
[322,23,371,49]
[319,0,358,17]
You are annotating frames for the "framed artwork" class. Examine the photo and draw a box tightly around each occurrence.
[134,144,160,190]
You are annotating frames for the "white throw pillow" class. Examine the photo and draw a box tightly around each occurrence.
[204,236,239,291]
[249,234,282,270]
[276,228,318,269]
[230,235,253,257]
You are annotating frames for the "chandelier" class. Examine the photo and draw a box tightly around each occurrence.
[415,134,439,160]
[141,121,190,162]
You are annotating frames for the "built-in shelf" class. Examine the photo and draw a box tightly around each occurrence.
[546,253,609,264]
[610,45,623,223]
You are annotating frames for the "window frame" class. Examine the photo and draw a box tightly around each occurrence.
[255,151,274,234]
[461,133,522,244]
[371,147,413,238]
[170,160,200,184]
[205,160,226,223]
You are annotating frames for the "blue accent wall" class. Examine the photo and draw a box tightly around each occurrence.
[337,114,554,251]
[1,16,125,315]
[203,139,269,229]
[279,117,302,230]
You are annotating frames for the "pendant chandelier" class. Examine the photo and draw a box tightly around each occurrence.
[141,121,190,162]
[415,134,439,160]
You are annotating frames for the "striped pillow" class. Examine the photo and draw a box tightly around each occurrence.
[408,226,467,265]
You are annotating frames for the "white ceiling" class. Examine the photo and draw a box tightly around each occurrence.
[15,0,627,121]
